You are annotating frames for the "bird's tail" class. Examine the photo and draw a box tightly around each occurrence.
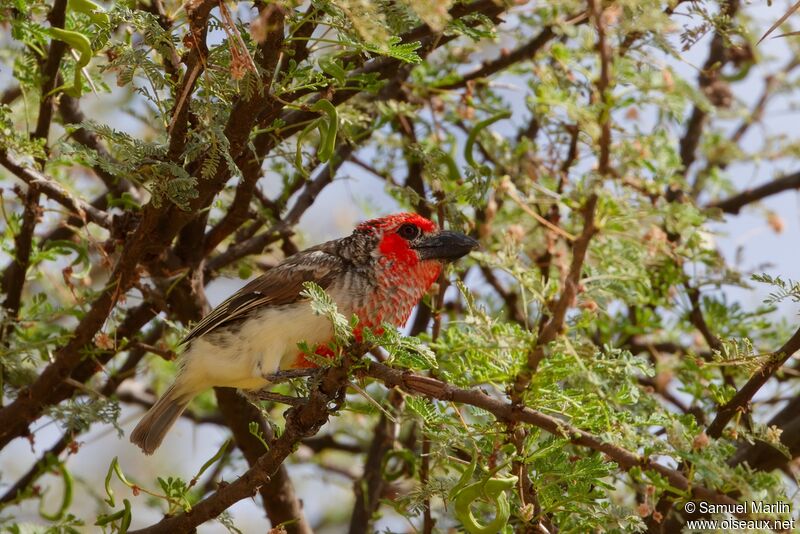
[130,383,194,455]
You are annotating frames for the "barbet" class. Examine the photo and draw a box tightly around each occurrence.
[130,213,478,454]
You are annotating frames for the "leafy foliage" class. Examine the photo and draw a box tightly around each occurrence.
[1,0,799,532]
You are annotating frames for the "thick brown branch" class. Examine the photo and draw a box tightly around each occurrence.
[1,85,21,105]
[1,320,164,505]
[165,0,213,159]
[543,193,597,336]
[302,434,364,454]
[706,171,800,215]
[679,108,708,176]
[0,266,155,447]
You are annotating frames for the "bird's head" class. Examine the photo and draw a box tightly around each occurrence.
[355,212,479,267]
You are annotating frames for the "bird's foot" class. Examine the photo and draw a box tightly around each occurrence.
[244,389,308,406]
[261,368,318,383]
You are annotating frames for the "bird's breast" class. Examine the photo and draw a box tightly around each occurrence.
[350,258,441,328]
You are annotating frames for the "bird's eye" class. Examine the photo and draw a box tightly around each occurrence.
[397,223,420,240]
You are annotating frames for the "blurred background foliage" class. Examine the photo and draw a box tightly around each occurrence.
[1,0,800,532]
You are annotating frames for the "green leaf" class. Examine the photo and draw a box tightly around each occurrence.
[300,281,353,344]
[364,36,422,64]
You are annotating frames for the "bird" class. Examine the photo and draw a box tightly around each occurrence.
[130,212,478,454]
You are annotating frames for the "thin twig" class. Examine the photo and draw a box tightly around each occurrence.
[246,390,308,407]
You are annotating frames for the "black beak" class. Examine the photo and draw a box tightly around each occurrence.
[415,230,479,262]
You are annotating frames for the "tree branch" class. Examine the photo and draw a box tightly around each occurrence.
[348,390,402,534]
[436,25,557,90]
[0,152,113,229]
[0,432,74,506]
[589,0,612,176]
[0,185,40,345]
[0,0,69,344]
[129,345,368,534]
[0,297,156,447]
[707,325,800,438]
[365,361,743,511]
[728,393,800,471]
[34,0,68,142]
[215,388,311,534]
[513,193,598,395]
[1,320,164,505]
[1,85,21,105]
[0,0,514,454]
[686,285,722,352]
[164,0,213,159]
[677,0,740,177]
[706,171,800,215]
[204,141,356,273]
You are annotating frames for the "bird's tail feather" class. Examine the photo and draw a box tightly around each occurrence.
[130,384,193,455]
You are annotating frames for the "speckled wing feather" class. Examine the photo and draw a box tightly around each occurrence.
[181,243,343,345]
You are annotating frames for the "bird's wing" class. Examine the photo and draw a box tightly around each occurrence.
[181,246,341,345]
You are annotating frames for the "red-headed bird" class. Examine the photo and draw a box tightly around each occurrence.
[130,213,478,454]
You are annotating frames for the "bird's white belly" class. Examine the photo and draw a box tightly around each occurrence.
[178,303,334,391]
